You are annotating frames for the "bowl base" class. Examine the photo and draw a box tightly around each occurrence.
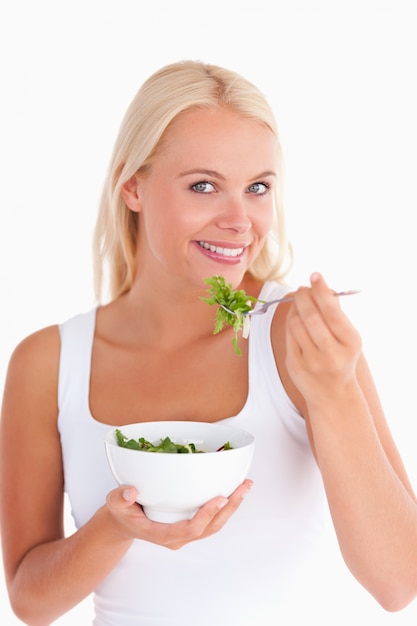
[143,506,198,524]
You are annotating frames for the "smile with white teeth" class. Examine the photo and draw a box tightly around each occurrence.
[198,241,244,257]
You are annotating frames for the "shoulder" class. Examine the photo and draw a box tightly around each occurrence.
[9,324,60,367]
[4,325,61,406]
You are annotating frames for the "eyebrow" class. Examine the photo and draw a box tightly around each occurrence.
[177,168,277,180]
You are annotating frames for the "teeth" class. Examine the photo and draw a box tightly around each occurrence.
[198,241,244,257]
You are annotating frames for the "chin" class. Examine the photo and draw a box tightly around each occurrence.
[217,268,248,289]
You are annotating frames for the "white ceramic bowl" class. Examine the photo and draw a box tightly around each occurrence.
[104,421,255,523]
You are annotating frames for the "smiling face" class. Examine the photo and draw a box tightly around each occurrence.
[122,106,278,291]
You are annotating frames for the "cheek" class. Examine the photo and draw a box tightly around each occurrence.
[161,195,210,234]
[254,204,275,237]
[139,195,192,256]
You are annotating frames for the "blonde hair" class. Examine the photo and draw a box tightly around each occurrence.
[93,60,292,302]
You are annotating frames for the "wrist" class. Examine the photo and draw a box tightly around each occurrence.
[93,504,136,548]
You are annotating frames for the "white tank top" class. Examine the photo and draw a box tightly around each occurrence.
[58,281,329,625]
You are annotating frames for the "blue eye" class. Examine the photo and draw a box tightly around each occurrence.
[247,182,269,195]
[191,181,215,193]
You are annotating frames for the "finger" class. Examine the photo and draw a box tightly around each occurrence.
[216,479,253,517]
[310,273,357,328]
[287,292,324,354]
[309,274,361,350]
[309,272,333,298]
[106,481,253,550]
[144,495,232,550]
[184,479,253,537]
[291,277,345,349]
[193,481,252,526]
[106,484,140,514]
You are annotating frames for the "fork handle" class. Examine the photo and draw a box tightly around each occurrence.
[249,289,360,315]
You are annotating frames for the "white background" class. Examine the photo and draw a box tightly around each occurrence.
[1,0,417,623]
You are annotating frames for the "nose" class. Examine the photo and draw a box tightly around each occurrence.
[216,195,252,234]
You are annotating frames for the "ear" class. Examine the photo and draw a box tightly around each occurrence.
[120,174,142,213]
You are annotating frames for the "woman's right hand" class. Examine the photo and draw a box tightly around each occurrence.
[105,480,253,550]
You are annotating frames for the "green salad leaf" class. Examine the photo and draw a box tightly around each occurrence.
[200,275,262,355]
[115,429,232,453]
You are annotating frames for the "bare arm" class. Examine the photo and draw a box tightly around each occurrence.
[273,272,417,612]
[0,327,251,625]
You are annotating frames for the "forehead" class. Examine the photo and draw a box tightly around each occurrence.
[157,106,278,165]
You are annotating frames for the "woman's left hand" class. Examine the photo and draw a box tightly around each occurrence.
[285,272,362,403]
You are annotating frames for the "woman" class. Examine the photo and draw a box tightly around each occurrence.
[1,60,417,625]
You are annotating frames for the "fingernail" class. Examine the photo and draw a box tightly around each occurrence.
[123,488,132,501]
[217,498,228,510]
[242,481,253,498]
[310,272,320,283]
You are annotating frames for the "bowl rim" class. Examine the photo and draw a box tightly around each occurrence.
[104,420,255,452]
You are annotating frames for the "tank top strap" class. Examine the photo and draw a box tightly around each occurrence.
[58,308,97,418]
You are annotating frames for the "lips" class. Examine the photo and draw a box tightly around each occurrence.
[197,241,245,258]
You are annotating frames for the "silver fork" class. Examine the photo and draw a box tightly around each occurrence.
[220,289,360,317]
